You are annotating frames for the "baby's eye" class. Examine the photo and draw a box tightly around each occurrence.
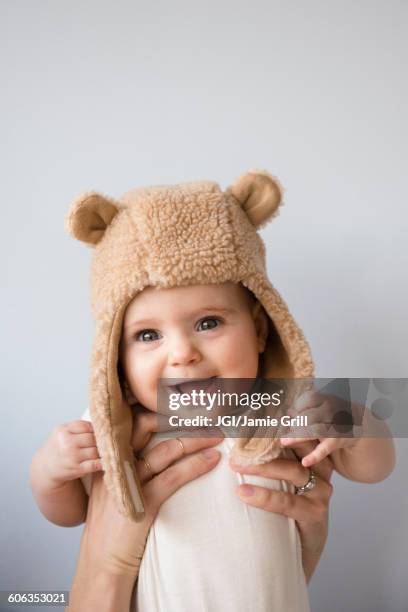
[197,317,222,332]
[135,329,160,342]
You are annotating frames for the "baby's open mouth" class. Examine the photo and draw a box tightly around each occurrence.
[170,377,217,395]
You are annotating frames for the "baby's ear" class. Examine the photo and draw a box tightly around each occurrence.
[252,301,269,353]
[65,191,121,246]
[227,169,285,229]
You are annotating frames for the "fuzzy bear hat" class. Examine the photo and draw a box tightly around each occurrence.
[65,169,314,522]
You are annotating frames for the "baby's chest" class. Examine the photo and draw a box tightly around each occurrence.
[145,438,296,562]
[135,438,307,612]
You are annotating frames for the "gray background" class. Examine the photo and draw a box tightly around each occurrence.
[1,1,407,611]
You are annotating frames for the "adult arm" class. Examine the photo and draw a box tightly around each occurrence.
[66,434,223,611]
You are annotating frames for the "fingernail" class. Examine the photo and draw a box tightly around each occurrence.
[238,484,255,497]
[201,448,218,460]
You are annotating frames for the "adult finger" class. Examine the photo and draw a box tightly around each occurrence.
[131,405,173,453]
[135,434,224,484]
[235,485,327,522]
[142,446,221,516]
[229,457,314,489]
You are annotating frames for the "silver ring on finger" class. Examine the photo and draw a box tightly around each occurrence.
[295,467,316,495]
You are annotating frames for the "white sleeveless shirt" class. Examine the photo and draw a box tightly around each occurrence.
[80,410,310,612]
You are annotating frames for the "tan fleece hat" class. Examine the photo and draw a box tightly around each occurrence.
[65,169,314,522]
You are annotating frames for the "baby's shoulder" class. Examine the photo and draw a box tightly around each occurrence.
[80,407,91,422]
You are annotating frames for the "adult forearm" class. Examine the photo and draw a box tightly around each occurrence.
[30,449,87,526]
[299,521,328,584]
[302,550,322,584]
[66,517,139,612]
[67,569,136,612]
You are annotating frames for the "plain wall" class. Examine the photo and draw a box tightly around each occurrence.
[1,1,407,610]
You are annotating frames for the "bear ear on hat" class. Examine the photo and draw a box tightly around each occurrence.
[227,169,285,229]
[65,191,121,246]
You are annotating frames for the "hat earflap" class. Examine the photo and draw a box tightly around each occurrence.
[227,169,285,229]
[65,191,121,246]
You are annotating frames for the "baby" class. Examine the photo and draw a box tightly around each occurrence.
[30,171,395,611]
[118,280,311,611]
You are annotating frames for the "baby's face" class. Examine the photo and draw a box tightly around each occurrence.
[119,282,268,413]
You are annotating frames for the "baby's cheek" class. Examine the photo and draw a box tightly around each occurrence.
[226,344,259,377]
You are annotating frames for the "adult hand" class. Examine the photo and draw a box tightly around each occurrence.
[67,403,223,612]
[134,404,334,582]
[229,440,334,583]
[133,404,334,582]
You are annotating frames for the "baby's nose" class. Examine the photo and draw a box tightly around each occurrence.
[167,335,201,366]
